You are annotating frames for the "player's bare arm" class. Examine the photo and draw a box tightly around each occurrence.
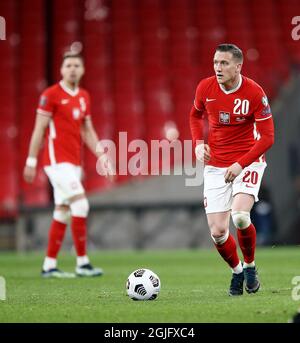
[23,114,50,183]
[81,118,115,181]
[80,117,103,158]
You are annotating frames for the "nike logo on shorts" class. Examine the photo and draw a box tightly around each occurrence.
[206,98,216,102]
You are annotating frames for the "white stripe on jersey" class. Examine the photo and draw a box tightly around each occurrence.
[37,109,52,117]
[193,100,201,111]
[255,115,272,122]
[49,120,56,139]
[253,122,264,163]
[253,122,260,140]
[49,120,56,165]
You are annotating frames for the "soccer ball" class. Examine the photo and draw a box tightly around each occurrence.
[126,268,161,301]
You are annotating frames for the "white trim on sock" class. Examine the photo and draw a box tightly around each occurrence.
[211,230,229,245]
[43,257,57,271]
[231,261,243,274]
[243,261,255,268]
[77,255,90,267]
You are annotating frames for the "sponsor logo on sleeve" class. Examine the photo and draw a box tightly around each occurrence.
[262,105,272,116]
[261,96,271,116]
[262,96,269,107]
[39,96,47,107]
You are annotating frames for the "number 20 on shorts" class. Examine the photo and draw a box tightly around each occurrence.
[242,171,258,185]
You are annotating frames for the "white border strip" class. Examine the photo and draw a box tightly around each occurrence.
[37,109,52,117]
[255,115,272,122]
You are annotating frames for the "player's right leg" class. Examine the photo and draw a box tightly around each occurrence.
[207,212,244,296]
[41,205,75,278]
[204,166,244,295]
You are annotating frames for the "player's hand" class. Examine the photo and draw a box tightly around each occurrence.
[97,153,116,182]
[195,143,211,162]
[23,165,37,183]
[224,162,242,183]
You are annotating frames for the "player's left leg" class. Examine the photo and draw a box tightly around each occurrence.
[231,193,260,293]
[69,193,103,277]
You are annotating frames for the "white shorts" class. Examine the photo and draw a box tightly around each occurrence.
[203,162,267,214]
[44,163,85,205]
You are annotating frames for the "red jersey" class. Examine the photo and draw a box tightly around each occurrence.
[191,75,274,167]
[36,81,91,166]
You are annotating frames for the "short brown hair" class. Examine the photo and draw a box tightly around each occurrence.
[215,44,243,62]
[62,51,84,64]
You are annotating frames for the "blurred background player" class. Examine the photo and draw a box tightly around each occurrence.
[190,44,274,296]
[23,52,114,278]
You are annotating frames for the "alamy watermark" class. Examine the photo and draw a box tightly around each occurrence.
[0,16,6,40]
[291,16,300,41]
[292,276,300,301]
[96,133,204,187]
[0,276,6,300]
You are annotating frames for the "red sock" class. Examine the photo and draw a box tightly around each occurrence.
[71,216,87,256]
[237,223,256,263]
[47,220,67,258]
[214,234,240,269]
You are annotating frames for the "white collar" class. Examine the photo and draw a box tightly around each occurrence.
[59,80,79,97]
[219,74,242,94]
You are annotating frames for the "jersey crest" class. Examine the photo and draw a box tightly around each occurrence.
[219,111,230,124]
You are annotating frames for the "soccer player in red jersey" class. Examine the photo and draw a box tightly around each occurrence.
[190,44,274,295]
[23,52,114,278]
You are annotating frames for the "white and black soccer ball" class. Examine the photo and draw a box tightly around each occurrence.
[126,268,161,301]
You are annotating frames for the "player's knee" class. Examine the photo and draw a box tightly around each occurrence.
[70,198,89,217]
[209,221,228,236]
[53,208,71,224]
[231,211,251,229]
[210,222,229,245]
[211,230,229,245]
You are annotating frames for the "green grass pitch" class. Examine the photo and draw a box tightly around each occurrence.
[0,247,299,323]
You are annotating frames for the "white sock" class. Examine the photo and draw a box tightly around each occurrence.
[243,261,255,268]
[43,257,57,271]
[231,261,243,274]
[77,255,90,267]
